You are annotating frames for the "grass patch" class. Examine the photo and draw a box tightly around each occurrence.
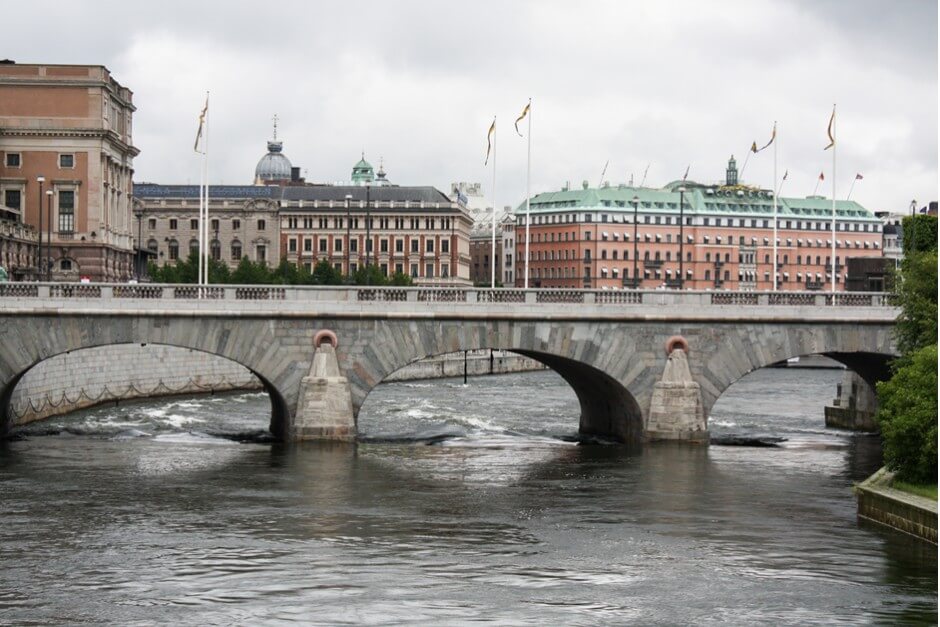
[892,480,938,501]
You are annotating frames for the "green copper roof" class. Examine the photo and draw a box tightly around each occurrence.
[351,155,374,183]
[518,183,878,221]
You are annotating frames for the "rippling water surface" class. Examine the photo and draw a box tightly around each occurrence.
[1,368,936,625]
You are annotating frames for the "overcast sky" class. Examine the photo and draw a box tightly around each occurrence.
[7,0,937,213]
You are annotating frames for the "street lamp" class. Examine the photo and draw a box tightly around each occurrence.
[133,202,144,282]
[910,199,917,218]
[345,193,352,275]
[365,184,371,270]
[678,186,686,289]
[36,176,44,281]
[45,189,53,281]
[632,195,639,289]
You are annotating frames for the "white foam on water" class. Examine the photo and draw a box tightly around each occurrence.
[161,414,206,429]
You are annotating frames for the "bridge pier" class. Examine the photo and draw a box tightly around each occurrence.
[291,339,356,441]
[645,343,708,444]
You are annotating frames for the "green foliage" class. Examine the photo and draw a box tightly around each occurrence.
[311,259,343,285]
[901,214,938,256]
[876,345,938,483]
[350,264,388,286]
[894,250,938,356]
[388,272,414,286]
[230,256,271,284]
[891,480,938,501]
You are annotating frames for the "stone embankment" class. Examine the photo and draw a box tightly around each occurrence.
[856,468,937,544]
[11,346,545,426]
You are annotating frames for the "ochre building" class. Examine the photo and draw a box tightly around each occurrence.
[515,157,884,291]
[0,62,138,281]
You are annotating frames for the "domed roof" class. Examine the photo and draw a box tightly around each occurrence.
[255,140,292,182]
[351,153,375,184]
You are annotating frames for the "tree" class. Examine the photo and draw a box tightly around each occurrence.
[388,271,414,286]
[311,259,343,285]
[876,345,938,483]
[231,256,271,284]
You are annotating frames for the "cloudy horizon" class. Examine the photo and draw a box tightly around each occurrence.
[6,0,937,213]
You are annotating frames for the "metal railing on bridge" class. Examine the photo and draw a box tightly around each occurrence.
[0,282,894,307]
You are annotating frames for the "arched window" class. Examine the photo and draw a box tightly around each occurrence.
[189,239,199,258]
[231,240,242,261]
[147,238,158,251]
[210,239,221,261]
[168,239,179,261]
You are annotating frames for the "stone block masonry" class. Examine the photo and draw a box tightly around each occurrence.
[11,344,262,425]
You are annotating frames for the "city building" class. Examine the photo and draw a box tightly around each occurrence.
[0,200,39,279]
[132,184,281,269]
[0,62,138,281]
[279,157,473,285]
[514,156,884,291]
[500,213,516,286]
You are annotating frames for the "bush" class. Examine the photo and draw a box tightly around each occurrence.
[876,344,938,484]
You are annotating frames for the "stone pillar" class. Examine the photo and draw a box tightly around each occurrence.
[645,337,708,443]
[824,370,878,431]
[292,331,356,441]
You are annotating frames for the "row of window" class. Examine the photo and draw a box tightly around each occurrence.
[284,216,454,231]
[292,260,451,279]
[520,212,881,232]
[529,266,846,283]
[524,247,849,266]
[147,217,263,231]
[158,239,264,263]
[2,188,74,232]
[287,236,450,254]
[4,153,75,169]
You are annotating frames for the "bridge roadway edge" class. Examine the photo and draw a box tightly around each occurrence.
[0,297,898,444]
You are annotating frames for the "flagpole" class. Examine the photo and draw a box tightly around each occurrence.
[772,121,778,292]
[846,176,857,201]
[830,104,837,297]
[740,149,751,181]
[813,175,822,197]
[203,93,210,288]
[524,98,531,290]
[490,116,497,289]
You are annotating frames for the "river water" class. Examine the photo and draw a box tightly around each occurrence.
[1,368,936,625]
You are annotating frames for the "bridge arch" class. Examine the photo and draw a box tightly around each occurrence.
[0,314,309,440]
[695,322,897,420]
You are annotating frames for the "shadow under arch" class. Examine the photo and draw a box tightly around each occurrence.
[358,348,644,443]
[1,343,291,440]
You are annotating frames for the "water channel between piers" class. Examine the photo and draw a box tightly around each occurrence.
[1,368,936,624]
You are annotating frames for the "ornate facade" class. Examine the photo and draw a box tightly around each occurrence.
[0,62,138,281]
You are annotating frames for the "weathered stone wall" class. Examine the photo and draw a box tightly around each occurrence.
[386,350,546,382]
[825,370,879,431]
[11,344,262,426]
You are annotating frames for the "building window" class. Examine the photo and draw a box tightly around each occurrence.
[395,239,404,253]
[380,239,389,253]
[380,263,388,276]
[319,239,327,252]
[395,263,403,274]
[232,219,241,230]
[148,218,156,229]
[231,241,242,260]
[4,189,21,213]
[168,239,179,261]
[189,239,199,257]
[191,218,198,230]
[58,190,75,233]
[59,154,75,169]
[257,245,267,262]
[211,239,221,260]
[410,263,418,277]
[425,263,434,277]
[334,239,343,252]
[257,219,266,230]
[5,153,21,167]
[350,239,358,252]
[289,238,297,253]
[304,238,312,252]
[211,219,219,231]
[411,239,419,253]
[426,240,434,253]
[442,263,450,278]
[60,259,73,271]
[169,218,178,230]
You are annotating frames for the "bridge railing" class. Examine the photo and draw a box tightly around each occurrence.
[1,283,895,308]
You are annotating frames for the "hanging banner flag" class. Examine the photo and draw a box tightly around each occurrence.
[514,102,530,137]
[855,173,863,180]
[783,169,789,180]
[682,165,690,181]
[818,171,825,181]
[484,117,496,165]
[755,123,776,153]
[824,107,835,150]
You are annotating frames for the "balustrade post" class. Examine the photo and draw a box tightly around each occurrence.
[584,291,596,304]
[38,285,51,298]
[524,290,536,304]
[406,289,418,303]
[224,287,237,300]
[100,286,113,299]
[757,293,770,306]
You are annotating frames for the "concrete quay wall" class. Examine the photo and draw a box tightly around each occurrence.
[11,344,262,426]
[856,468,938,545]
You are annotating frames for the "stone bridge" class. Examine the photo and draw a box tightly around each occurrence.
[0,283,898,443]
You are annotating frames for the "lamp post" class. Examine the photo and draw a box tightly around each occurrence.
[36,176,44,281]
[910,199,917,218]
[678,186,686,289]
[345,193,352,276]
[45,189,53,281]
[134,202,144,282]
[365,184,371,270]
[632,195,639,289]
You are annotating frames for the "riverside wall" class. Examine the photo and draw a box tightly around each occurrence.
[10,346,545,426]
[856,468,938,545]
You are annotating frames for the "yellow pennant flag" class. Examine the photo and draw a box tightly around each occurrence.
[824,107,835,150]
[754,122,776,153]
[194,96,208,153]
[514,101,530,137]
[484,117,496,165]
